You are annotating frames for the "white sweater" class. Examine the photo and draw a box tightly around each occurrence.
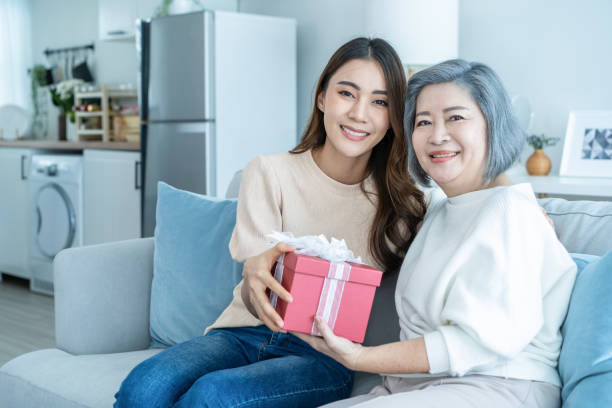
[395,184,576,386]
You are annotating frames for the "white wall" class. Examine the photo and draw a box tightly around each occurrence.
[28,0,135,86]
[241,0,612,174]
[25,0,612,165]
[238,0,371,142]
[29,0,98,67]
[459,0,612,174]
[28,0,97,139]
[29,0,136,139]
[29,0,238,87]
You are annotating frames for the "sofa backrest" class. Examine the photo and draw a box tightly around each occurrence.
[539,198,612,256]
[225,170,243,200]
[228,169,612,256]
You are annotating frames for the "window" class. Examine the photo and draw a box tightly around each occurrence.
[0,0,32,108]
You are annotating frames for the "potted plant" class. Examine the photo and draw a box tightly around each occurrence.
[50,79,84,141]
[525,134,560,176]
[30,65,49,116]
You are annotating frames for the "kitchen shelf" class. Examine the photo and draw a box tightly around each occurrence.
[78,91,103,98]
[108,89,138,98]
[76,111,103,118]
[78,129,104,136]
[74,86,138,142]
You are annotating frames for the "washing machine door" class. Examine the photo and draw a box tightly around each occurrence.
[34,182,76,258]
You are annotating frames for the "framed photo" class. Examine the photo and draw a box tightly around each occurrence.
[560,110,612,177]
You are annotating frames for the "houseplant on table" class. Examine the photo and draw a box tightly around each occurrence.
[30,64,51,139]
[30,64,49,116]
[526,134,560,175]
[50,79,84,141]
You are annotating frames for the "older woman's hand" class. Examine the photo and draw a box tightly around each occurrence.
[241,243,295,332]
[293,317,364,370]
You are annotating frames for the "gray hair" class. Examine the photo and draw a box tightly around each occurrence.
[405,59,525,186]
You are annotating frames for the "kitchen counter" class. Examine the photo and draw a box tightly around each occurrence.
[0,140,140,151]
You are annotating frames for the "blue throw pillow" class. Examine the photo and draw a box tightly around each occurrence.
[150,182,243,347]
[559,252,612,407]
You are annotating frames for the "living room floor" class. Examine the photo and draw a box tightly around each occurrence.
[0,275,55,366]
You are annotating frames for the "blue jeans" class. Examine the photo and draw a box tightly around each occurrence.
[114,325,353,407]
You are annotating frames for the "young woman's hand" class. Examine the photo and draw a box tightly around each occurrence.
[293,317,364,370]
[241,243,295,332]
[540,207,556,230]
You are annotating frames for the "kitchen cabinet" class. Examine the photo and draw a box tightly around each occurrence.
[99,0,240,40]
[83,150,141,245]
[0,148,32,279]
[99,0,140,41]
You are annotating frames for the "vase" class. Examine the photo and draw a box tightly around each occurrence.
[58,113,66,141]
[66,116,77,142]
[526,149,551,176]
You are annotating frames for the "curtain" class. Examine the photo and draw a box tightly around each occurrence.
[0,0,32,108]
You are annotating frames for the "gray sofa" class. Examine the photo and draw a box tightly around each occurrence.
[1,191,611,407]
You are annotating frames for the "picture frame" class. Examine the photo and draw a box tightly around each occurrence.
[560,110,612,178]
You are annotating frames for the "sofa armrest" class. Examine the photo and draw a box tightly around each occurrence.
[54,237,155,355]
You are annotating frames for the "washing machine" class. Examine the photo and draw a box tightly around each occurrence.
[29,155,83,295]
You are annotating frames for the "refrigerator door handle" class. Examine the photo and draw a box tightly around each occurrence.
[204,10,214,120]
[135,160,142,190]
[205,126,214,196]
[21,155,27,180]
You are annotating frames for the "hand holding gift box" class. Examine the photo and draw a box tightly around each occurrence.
[267,232,383,343]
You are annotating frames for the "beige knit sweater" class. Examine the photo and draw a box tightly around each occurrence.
[205,150,380,332]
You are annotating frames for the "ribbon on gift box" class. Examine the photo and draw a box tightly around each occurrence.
[311,260,351,336]
[266,231,358,335]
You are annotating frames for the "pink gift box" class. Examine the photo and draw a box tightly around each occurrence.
[270,252,382,343]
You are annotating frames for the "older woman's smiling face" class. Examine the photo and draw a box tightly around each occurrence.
[412,82,488,197]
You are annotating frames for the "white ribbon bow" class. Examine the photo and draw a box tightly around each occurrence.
[266,231,362,264]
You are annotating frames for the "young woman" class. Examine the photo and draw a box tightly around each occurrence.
[113,37,426,408]
[301,60,577,408]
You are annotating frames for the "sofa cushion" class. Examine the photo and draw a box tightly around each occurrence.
[150,182,243,347]
[0,348,161,408]
[559,251,612,407]
[540,198,612,256]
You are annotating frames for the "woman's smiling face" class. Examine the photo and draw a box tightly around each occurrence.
[317,58,390,162]
[412,82,489,197]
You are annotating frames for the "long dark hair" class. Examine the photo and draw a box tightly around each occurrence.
[292,37,426,272]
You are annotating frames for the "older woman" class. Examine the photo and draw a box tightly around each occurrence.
[299,59,576,408]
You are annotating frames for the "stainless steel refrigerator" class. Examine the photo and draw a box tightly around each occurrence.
[137,10,296,237]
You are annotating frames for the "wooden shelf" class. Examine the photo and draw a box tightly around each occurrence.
[76,91,103,98]
[77,129,104,136]
[108,89,137,98]
[74,86,138,143]
[76,111,103,118]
